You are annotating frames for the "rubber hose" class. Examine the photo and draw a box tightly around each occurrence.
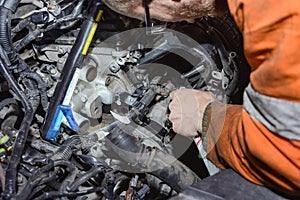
[105,126,201,192]
[51,146,73,162]
[51,136,81,160]
[0,98,17,111]
[149,150,201,192]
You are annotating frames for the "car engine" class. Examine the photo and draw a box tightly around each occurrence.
[0,0,250,199]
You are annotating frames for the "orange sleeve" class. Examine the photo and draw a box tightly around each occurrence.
[228,0,300,101]
[203,0,300,197]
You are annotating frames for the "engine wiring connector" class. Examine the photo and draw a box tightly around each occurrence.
[0,130,13,162]
[0,130,12,151]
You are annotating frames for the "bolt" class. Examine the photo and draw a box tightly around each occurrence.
[74,88,79,94]
[109,64,120,73]
[50,68,57,74]
[81,96,87,103]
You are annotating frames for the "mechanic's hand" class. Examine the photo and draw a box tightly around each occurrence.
[168,89,216,137]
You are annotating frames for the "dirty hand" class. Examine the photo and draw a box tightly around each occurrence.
[168,89,216,137]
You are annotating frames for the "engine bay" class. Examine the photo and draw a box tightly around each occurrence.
[0,0,250,199]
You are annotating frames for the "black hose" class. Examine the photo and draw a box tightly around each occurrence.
[11,18,32,37]
[22,156,50,166]
[51,145,73,161]
[105,125,201,192]
[74,154,110,168]
[14,29,42,52]
[0,58,34,199]
[27,172,56,200]
[18,172,51,199]
[19,163,36,177]
[0,98,17,111]
[149,150,201,192]
[67,167,105,192]
[1,0,22,12]
[0,41,11,66]
[51,135,82,160]
[58,161,77,200]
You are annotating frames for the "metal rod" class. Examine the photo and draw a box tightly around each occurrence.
[143,0,151,27]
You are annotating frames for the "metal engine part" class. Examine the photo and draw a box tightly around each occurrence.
[0,0,251,199]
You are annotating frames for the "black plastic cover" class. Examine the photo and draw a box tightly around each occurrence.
[171,169,289,200]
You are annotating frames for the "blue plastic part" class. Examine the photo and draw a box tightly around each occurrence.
[45,106,64,140]
[60,105,79,131]
[45,105,79,140]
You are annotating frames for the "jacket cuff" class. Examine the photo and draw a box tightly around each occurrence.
[202,101,213,135]
[201,101,223,151]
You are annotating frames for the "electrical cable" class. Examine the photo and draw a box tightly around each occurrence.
[67,167,105,192]
[0,7,18,63]
[51,135,82,160]
[17,160,76,200]
[0,57,34,199]
[14,0,84,52]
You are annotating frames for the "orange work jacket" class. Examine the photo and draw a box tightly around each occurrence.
[204,0,300,197]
